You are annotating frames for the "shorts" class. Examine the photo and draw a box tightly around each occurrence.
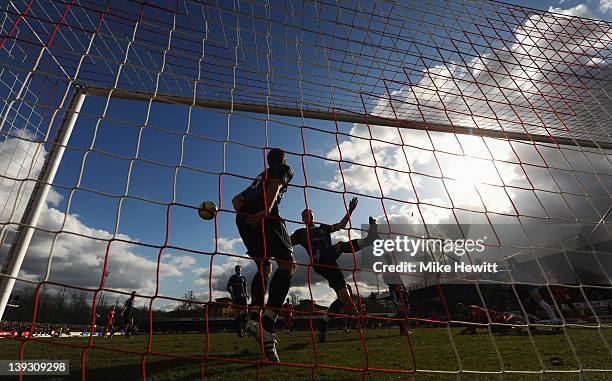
[123,315,133,326]
[233,299,247,317]
[234,296,248,307]
[313,247,346,291]
[236,215,293,262]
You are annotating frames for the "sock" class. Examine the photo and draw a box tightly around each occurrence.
[266,268,292,309]
[262,309,278,333]
[324,298,345,323]
[250,271,268,321]
[538,300,558,321]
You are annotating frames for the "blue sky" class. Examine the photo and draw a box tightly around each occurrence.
[46,94,383,306]
[528,0,611,20]
[0,0,610,310]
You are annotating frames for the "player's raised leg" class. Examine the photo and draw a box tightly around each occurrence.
[335,216,380,254]
[289,198,379,343]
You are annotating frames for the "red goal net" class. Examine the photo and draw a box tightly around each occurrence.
[0,0,610,380]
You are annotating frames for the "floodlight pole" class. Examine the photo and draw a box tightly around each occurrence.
[0,87,86,320]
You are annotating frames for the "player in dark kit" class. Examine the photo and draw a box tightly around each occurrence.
[121,291,136,338]
[232,148,295,362]
[227,265,249,336]
[497,258,560,324]
[290,197,380,342]
[383,253,411,336]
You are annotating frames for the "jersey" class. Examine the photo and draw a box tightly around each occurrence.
[238,164,293,217]
[107,310,115,325]
[228,274,248,302]
[466,305,489,323]
[124,298,134,318]
[283,303,294,318]
[291,224,334,262]
[359,305,368,318]
[467,305,512,324]
[551,285,570,300]
[341,303,355,315]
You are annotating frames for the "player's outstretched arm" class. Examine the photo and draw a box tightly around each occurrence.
[331,197,358,232]
[263,179,284,213]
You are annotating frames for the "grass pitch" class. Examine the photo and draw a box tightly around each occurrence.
[1,327,610,380]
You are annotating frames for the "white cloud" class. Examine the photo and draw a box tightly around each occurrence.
[3,5,609,309]
[0,129,63,222]
[548,4,595,18]
[191,252,251,298]
[216,237,243,254]
[0,131,186,296]
[330,230,350,243]
[371,5,610,133]
[188,234,382,306]
[323,5,611,224]
[166,255,197,270]
[191,277,208,288]
[15,205,185,295]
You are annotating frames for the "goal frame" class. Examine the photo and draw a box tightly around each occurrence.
[0,86,86,319]
[85,86,612,150]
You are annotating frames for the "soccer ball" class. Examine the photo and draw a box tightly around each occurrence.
[198,201,217,220]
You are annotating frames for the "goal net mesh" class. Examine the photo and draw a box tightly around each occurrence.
[0,0,610,379]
